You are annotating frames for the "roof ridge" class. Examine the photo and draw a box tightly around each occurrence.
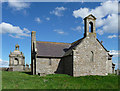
[71,37,84,45]
[96,39,109,52]
[36,41,71,45]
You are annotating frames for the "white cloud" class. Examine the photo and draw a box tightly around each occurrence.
[23,28,30,33]
[109,50,120,57]
[46,17,50,21]
[53,29,66,35]
[50,7,67,16]
[8,0,30,11]
[0,59,9,67]
[96,29,104,35]
[0,22,30,38]
[73,8,90,18]
[108,34,117,39]
[9,34,22,39]
[73,1,118,35]
[35,17,41,23]
[81,0,84,3]
[71,26,81,32]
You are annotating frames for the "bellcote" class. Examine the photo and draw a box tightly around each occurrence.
[84,14,96,38]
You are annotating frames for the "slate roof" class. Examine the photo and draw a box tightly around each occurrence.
[68,38,108,52]
[69,38,84,50]
[36,41,71,57]
[36,37,109,58]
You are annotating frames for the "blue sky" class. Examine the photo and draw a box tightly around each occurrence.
[0,1,119,69]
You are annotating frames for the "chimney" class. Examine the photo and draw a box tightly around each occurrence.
[31,31,36,52]
[31,31,36,75]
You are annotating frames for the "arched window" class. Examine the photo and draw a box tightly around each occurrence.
[14,58,19,65]
[16,47,18,50]
[89,22,93,33]
[91,51,94,62]
[15,44,19,50]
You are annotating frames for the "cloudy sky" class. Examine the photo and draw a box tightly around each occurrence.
[0,0,119,69]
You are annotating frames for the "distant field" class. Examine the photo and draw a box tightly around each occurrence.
[1,71,119,89]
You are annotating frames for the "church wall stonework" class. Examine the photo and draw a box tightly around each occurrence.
[108,59,112,74]
[63,55,73,76]
[73,37,109,76]
[36,56,74,76]
[36,57,61,76]
[31,14,114,76]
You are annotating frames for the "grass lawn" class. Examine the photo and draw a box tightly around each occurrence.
[2,71,119,89]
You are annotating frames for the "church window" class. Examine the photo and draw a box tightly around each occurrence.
[91,51,94,62]
[89,22,93,33]
[49,58,52,65]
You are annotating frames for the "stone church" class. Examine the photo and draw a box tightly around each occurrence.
[9,44,25,71]
[31,14,115,77]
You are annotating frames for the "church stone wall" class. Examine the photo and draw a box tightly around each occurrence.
[108,59,112,74]
[63,55,73,76]
[73,37,108,77]
[36,57,61,76]
[31,14,113,76]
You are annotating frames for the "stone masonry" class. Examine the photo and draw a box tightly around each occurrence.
[31,14,114,77]
[9,44,25,71]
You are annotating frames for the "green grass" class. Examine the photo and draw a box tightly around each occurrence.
[2,71,119,89]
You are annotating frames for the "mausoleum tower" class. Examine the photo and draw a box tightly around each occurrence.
[31,31,37,75]
[9,44,25,71]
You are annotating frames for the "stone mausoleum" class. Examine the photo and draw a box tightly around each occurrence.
[31,14,115,77]
[9,44,25,71]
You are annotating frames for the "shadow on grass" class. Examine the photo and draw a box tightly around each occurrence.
[22,71,32,75]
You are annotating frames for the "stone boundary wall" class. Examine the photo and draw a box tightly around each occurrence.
[0,64,31,72]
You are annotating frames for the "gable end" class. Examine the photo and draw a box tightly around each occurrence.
[96,39,109,52]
